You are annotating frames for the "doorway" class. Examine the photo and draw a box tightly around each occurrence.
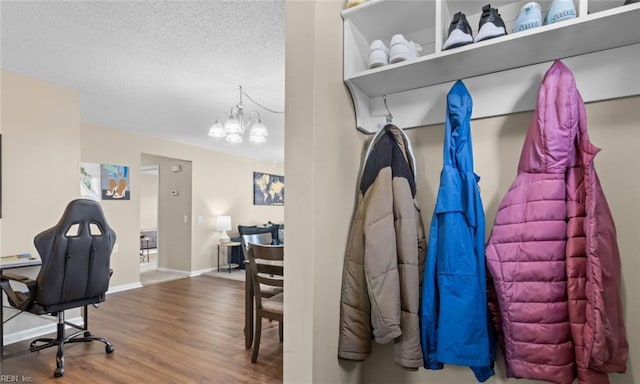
[139,154,193,286]
[139,165,159,273]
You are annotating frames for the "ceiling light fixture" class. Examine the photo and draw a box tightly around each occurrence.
[208,85,283,144]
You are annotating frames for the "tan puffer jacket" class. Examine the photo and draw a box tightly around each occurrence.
[338,125,426,369]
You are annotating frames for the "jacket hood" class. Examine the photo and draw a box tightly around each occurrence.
[518,60,582,173]
[445,80,474,173]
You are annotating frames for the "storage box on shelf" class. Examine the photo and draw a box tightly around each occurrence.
[342,0,640,134]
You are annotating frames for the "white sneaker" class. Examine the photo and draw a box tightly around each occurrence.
[389,34,422,64]
[368,39,389,69]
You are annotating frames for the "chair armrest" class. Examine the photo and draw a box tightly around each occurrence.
[0,272,37,310]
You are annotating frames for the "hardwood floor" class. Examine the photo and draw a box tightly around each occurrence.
[2,276,282,383]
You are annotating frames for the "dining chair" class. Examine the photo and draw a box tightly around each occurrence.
[240,232,272,262]
[242,233,281,349]
[246,243,283,363]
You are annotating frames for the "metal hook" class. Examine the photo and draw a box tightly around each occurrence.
[383,95,393,123]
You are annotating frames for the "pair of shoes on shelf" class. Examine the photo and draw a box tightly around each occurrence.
[543,0,576,26]
[368,34,422,69]
[345,0,367,9]
[443,0,578,50]
[513,0,576,33]
[443,4,507,51]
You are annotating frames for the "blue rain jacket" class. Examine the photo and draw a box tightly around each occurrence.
[420,81,495,382]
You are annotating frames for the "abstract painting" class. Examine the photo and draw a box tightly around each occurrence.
[101,164,130,200]
[80,162,102,201]
[253,172,284,206]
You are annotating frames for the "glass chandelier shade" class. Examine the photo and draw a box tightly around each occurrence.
[248,118,268,143]
[208,115,226,138]
[208,85,277,144]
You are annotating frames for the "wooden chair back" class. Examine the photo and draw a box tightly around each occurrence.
[246,243,284,363]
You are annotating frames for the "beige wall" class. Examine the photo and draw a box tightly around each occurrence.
[1,70,284,339]
[139,171,159,230]
[82,122,284,279]
[141,154,192,271]
[1,71,81,256]
[0,70,83,335]
[285,2,639,384]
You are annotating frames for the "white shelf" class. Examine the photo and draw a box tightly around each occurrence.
[342,0,640,133]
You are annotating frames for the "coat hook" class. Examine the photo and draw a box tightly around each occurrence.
[383,95,393,123]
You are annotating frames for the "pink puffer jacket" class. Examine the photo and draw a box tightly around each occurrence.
[485,60,628,384]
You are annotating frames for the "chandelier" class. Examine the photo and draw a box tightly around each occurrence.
[208,85,282,144]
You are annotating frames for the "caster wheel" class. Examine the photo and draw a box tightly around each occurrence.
[84,331,91,337]
[54,368,64,377]
[106,345,115,354]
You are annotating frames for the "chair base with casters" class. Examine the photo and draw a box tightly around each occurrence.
[29,307,115,377]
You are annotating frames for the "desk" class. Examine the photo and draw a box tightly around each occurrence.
[1,256,42,363]
[217,242,241,273]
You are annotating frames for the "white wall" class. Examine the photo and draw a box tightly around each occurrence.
[284,1,639,383]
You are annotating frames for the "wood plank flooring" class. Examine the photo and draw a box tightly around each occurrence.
[2,276,282,383]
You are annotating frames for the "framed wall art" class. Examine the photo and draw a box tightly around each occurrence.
[253,172,284,206]
[101,164,130,200]
[80,162,102,201]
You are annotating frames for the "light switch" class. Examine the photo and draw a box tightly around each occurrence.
[197,215,204,224]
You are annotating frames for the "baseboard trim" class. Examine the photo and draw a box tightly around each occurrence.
[4,316,83,345]
[157,267,191,276]
[107,282,143,294]
[189,267,215,277]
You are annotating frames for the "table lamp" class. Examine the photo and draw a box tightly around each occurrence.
[216,215,232,243]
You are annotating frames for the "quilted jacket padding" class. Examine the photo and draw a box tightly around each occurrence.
[338,125,427,369]
[485,60,628,384]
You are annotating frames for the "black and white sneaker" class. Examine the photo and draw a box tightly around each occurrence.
[475,4,507,43]
[442,12,474,50]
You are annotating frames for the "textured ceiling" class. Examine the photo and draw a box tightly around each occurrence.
[1,0,285,163]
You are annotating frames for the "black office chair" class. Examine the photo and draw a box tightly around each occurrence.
[0,199,116,377]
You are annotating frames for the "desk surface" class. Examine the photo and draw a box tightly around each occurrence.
[0,256,41,270]
[219,241,241,247]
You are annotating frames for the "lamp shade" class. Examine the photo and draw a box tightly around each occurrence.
[216,216,232,231]
[216,215,232,243]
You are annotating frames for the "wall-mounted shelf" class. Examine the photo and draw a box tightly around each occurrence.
[342,0,640,133]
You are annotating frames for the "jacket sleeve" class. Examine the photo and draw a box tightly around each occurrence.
[421,217,443,369]
[362,168,402,344]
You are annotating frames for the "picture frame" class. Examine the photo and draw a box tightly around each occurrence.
[100,164,130,200]
[253,172,284,206]
[80,162,102,201]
